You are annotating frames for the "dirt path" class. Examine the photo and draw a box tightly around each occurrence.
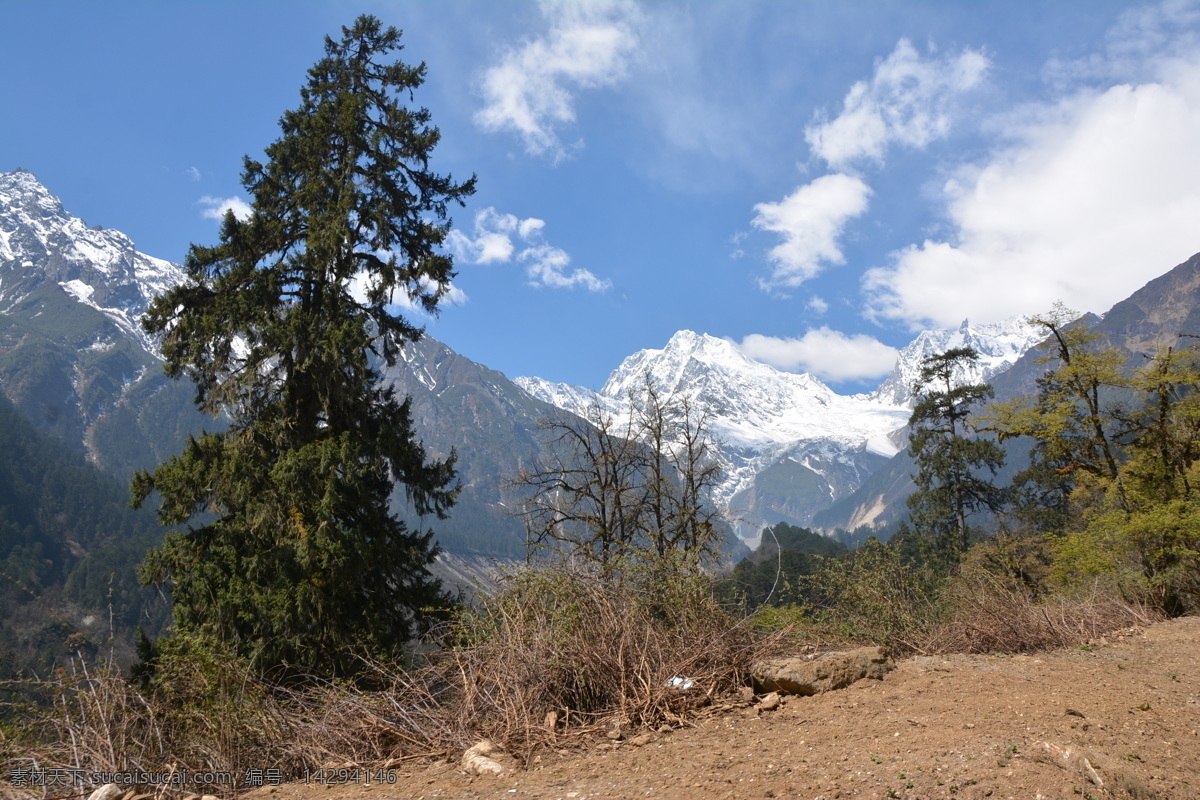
[252,617,1200,800]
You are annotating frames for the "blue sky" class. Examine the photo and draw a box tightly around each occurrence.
[4,1,1200,393]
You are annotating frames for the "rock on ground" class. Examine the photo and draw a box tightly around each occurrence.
[751,645,895,695]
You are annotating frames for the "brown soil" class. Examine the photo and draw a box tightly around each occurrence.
[250,617,1200,800]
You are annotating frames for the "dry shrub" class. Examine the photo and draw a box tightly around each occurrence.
[3,564,776,789]
[2,656,164,791]
[1,636,304,797]
[445,563,769,753]
[928,565,1162,654]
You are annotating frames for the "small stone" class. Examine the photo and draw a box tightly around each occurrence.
[87,786,124,800]
[628,733,655,747]
[606,728,624,741]
[544,710,559,729]
[737,686,756,703]
[758,692,782,712]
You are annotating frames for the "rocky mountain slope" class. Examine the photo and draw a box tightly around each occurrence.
[378,333,586,556]
[0,169,204,476]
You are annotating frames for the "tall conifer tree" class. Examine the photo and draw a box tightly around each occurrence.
[906,347,1006,557]
[133,16,476,675]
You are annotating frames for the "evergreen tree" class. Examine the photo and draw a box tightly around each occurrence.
[133,16,476,676]
[906,347,1006,556]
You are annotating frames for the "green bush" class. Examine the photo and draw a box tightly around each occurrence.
[805,538,945,653]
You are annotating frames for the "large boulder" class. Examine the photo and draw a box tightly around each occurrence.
[751,646,894,695]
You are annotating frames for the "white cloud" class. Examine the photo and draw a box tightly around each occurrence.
[475,0,641,161]
[736,327,899,382]
[805,38,989,169]
[752,173,871,290]
[447,207,523,263]
[348,271,468,315]
[199,195,252,221]
[520,243,610,291]
[448,206,610,292]
[806,296,830,315]
[186,166,201,181]
[865,52,1200,329]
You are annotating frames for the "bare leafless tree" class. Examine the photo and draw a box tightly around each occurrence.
[513,374,725,579]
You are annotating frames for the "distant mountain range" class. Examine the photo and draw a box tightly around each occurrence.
[4,167,1195,560]
[0,169,204,479]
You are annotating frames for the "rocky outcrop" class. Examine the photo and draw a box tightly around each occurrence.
[751,646,894,695]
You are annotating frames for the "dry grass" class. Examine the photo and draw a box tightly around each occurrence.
[4,555,1160,798]
[927,567,1162,654]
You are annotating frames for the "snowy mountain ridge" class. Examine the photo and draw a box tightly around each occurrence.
[0,169,186,354]
[871,316,1046,407]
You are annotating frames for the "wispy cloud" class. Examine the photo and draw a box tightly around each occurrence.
[199,195,252,221]
[475,0,641,161]
[735,327,899,382]
[865,8,1200,329]
[752,173,871,291]
[805,38,989,170]
[449,206,610,291]
[186,166,202,181]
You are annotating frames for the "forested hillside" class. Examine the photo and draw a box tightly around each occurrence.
[0,392,168,676]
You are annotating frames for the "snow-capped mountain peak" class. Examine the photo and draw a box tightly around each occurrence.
[516,330,912,541]
[0,169,186,354]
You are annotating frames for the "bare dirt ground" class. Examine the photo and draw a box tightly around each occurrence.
[251,617,1200,800]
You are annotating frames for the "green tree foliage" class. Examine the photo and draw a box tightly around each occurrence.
[805,536,944,650]
[985,308,1200,612]
[906,347,1007,557]
[1060,344,1200,611]
[984,303,1131,524]
[717,522,847,611]
[133,16,476,675]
